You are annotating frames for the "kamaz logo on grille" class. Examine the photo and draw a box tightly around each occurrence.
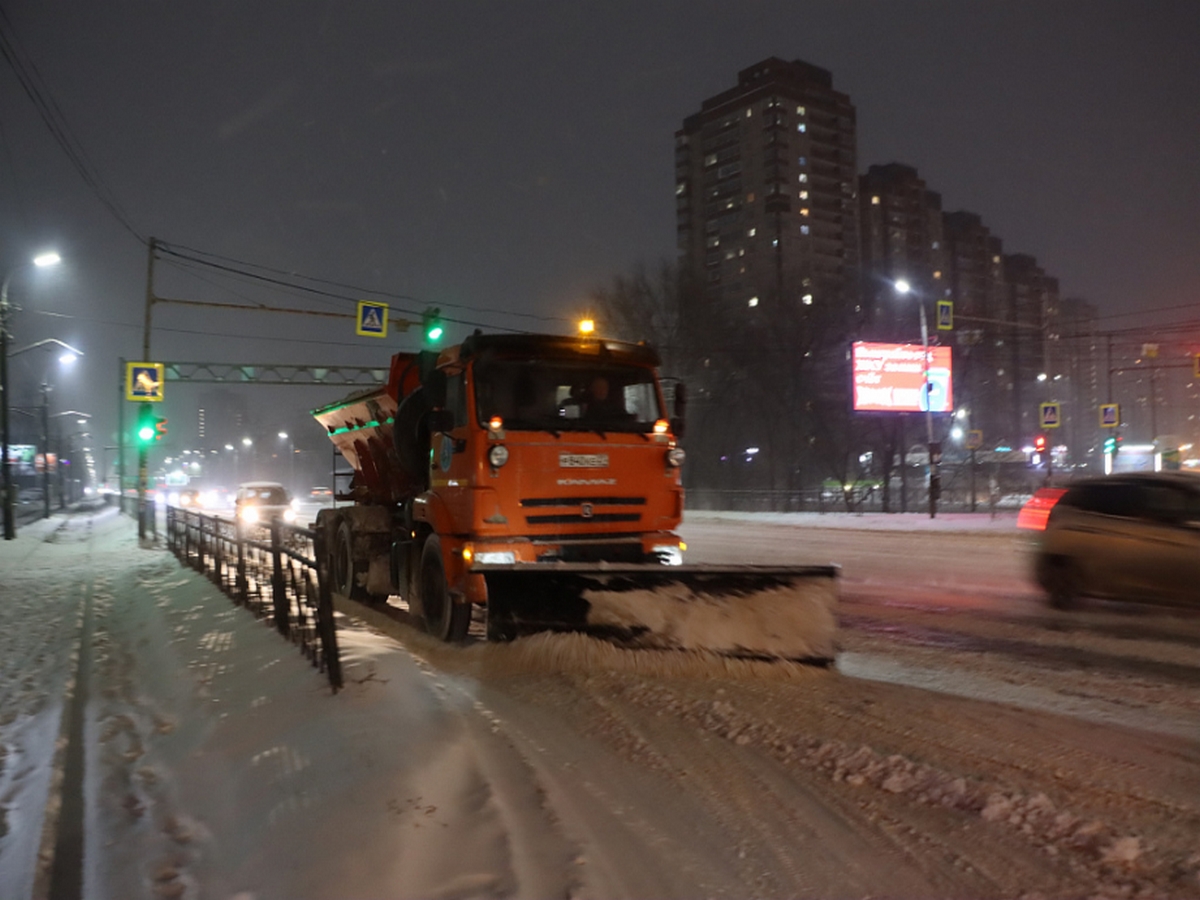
[581,502,594,518]
[559,453,609,468]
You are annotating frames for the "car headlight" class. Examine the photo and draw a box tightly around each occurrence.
[283,508,297,523]
[488,445,509,468]
[240,506,259,524]
[666,448,686,467]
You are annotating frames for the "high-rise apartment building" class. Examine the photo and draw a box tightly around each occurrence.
[1004,253,1060,443]
[676,57,859,313]
[858,163,946,341]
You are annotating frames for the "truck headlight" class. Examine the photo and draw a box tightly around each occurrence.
[488,445,509,468]
[666,448,686,467]
[651,544,684,565]
[476,551,516,565]
[240,506,259,524]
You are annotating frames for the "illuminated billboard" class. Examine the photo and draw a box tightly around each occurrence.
[852,342,954,413]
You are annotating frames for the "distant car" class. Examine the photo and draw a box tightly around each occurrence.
[234,482,297,525]
[309,486,333,500]
[1020,472,1200,607]
[176,488,203,508]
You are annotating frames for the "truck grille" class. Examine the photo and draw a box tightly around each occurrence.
[520,496,645,527]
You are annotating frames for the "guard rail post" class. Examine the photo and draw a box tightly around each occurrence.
[270,519,289,636]
[312,527,342,691]
[235,520,248,605]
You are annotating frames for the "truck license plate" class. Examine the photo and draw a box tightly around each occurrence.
[559,453,609,468]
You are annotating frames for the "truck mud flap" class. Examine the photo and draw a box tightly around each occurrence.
[478,564,839,664]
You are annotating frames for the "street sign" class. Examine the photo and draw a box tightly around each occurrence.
[125,362,164,402]
[1039,402,1061,429]
[936,300,953,331]
[966,429,983,450]
[1099,403,1119,428]
[356,301,389,338]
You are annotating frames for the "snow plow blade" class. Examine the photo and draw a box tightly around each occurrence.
[479,564,839,664]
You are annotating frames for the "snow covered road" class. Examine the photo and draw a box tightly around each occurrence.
[1,506,1198,898]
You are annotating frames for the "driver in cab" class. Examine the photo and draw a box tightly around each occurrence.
[583,375,629,421]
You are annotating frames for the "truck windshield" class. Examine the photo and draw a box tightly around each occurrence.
[473,359,663,433]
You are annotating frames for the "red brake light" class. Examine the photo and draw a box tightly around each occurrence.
[1016,487,1067,531]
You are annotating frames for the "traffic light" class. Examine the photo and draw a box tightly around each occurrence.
[155,418,168,441]
[421,307,444,345]
[136,404,155,445]
[1034,434,1047,454]
[1103,434,1121,456]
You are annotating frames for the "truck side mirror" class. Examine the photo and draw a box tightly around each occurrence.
[426,408,455,434]
[671,382,687,439]
[423,368,447,408]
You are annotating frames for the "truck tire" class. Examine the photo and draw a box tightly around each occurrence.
[333,520,369,601]
[420,536,470,642]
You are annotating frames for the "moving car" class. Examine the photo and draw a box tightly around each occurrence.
[234,482,297,525]
[1020,472,1200,607]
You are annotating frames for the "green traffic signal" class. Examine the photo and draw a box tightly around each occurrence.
[422,306,444,344]
[137,423,155,443]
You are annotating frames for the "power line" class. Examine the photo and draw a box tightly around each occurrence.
[0,8,144,245]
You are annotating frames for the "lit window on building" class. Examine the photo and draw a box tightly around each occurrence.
[676,182,686,195]
[798,173,807,183]
[871,196,880,205]
[799,189,808,199]
[932,241,939,249]
[802,294,814,305]
[745,108,752,117]
[796,105,806,116]
[748,296,759,308]
[706,235,720,248]
[801,225,810,235]
[993,255,1001,263]
[748,227,756,237]
[704,153,717,166]
[933,270,942,280]
[797,123,806,132]
[800,208,810,216]
[747,192,755,202]
[772,238,779,248]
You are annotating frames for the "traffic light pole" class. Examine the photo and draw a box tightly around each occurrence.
[919,302,939,519]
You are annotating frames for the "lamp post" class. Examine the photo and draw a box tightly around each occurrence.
[278,431,295,493]
[2,251,62,538]
[894,280,940,518]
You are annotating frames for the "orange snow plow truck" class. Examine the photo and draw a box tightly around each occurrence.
[311,331,838,662]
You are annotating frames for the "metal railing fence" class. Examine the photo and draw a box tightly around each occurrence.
[166,506,342,690]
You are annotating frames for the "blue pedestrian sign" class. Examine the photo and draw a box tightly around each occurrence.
[125,362,164,402]
[1099,403,1119,428]
[936,300,953,331]
[1039,402,1061,429]
[356,301,389,338]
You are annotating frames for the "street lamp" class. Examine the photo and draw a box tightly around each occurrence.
[278,431,295,492]
[894,279,940,518]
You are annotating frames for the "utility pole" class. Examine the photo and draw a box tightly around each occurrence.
[138,239,157,540]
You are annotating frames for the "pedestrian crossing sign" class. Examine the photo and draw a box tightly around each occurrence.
[1099,403,1119,428]
[356,301,388,337]
[1039,402,1061,429]
[936,300,953,331]
[125,362,164,402]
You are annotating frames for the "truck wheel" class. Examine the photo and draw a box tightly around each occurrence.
[333,520,363,600]
[420,536,470,642]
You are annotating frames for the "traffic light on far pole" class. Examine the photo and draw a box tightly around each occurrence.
[1034,434,1047,454]
[422,307,444,345]
[1103,435,1116,455]
[155,417,168,441]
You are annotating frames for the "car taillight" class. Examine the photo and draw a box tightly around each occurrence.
[1016,487,1067,531]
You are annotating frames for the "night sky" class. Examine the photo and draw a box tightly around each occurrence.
[1,1,1197,463]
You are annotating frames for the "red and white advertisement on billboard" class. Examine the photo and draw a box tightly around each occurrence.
[852,342,954,413]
